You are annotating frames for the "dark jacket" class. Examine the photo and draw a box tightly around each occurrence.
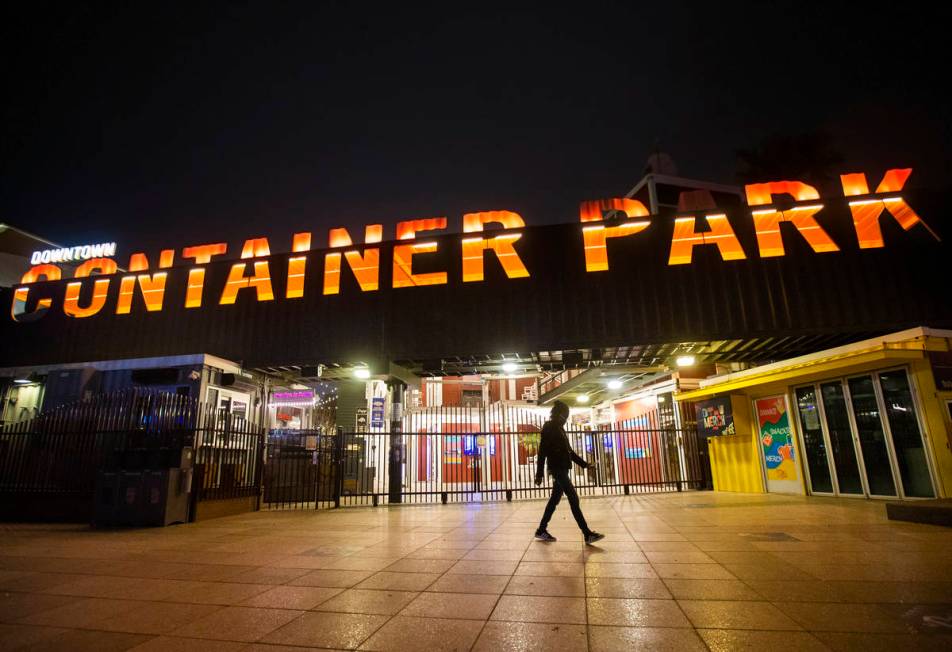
[535,419,587,479]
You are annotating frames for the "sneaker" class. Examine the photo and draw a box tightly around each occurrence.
[534,530,557,542]
[584,531,605,545]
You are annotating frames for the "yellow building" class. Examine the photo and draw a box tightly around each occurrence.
[676,327,952,500]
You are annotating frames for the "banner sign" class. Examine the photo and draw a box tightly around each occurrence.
[755,395,801,493]
[370,397,386,429]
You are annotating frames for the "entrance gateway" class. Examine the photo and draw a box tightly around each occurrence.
[1,166,950,510]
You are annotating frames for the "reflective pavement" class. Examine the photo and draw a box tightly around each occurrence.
[1,492,951,650]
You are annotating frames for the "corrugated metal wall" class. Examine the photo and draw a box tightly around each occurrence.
[1,192,949,368]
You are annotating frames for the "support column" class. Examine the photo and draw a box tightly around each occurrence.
[388,381,406,503]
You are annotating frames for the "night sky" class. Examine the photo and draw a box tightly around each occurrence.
[2,2,948,254]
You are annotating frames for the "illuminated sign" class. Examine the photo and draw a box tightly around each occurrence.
[269,390,315,408]
[31,242,117,265]
[9,167,940,324]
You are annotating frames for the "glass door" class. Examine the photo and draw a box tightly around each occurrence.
[877,370,935,498]
[845,375,897,497]
[794,386,834,494]
[818,381,864,495]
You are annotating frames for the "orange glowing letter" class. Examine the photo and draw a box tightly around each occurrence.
[63,258,117,318]
[287,232,311,299]
[11,264,61,322]
[182,243,227,308]
[323,225,382,295]
[393,218,448,288]
[745,181,837,257]
[668,214,746,265]
[461,210,529,282]
[840,168,940,248]
[579,198,651,272]
[220,238,275,305]
[117,252,173,314]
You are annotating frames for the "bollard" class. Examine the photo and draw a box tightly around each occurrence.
[506,490,512,502]
[441,491,448,505]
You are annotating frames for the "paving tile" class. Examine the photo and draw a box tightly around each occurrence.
[679,599,803,630]
[359,615,483,651]
[643,550,716,564]
[258,610,385,648]
[17,628,151,651]
[425,573,509,594]
[96,601,224,635]
[590,625,708,652]
[240,585,343,610]
[505,575,585,597]
[17,597,140,628]
[585,562,658,578]
[228,567,313,585]
[587,598,691,627]
[585,576,672,599]
[0,592,78,622]
[163,581,273,605]
[171,606,304,642]
[663,578,763,600]
[777,601,915,633]
[447,559,519,575]
[813,631,952,651]
[514,561,584,577]
[129,637,247,651]
[315,588,419,615]
[699,628,830,651]
[473,621,587,652]
[0,623,67,650]
[582,550,649,564]
[490,595,586,624]
[383,558,457,574]
[355,571,440,591]
[652,563,736,580]
[400,591,499,619]
[288,569,375,588]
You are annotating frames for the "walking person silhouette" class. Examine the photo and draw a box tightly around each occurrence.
[534,400,605,544]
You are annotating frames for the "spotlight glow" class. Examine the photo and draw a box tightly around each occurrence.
[675,355,696,367]
[576,394,590,404]
[502,362,518,373]
[354,368,371,380]
[607,379,623,390]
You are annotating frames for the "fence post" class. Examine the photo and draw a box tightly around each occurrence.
[387,382,405,504]
[334,427,344,508]
[254,429,265,512]
[189,464,205,522]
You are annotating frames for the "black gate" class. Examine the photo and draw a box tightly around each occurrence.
[262,430,338,509]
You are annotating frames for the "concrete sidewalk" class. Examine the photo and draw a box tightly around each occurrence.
[1,492,951,651]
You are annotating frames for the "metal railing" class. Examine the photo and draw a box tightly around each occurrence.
[0,390,265,521]
[336,426,701,506]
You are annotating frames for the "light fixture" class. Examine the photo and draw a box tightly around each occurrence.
[576,394,590,404]
[13,378,31,384]
[607,379,623,390]
[675,355,696,367]
[502,362,518,374]
[354,368,371,380]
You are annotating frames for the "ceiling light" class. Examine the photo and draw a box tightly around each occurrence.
[607,379,623,390]
[13,378,31,384]
[576,394,590,404]
[675,355,696,367]
[502,362,518,373]
[354,368,371,380]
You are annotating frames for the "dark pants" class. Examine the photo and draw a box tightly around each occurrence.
[538,468,590,535]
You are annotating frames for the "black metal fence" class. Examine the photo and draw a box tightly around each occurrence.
[334,427,701,506]
[0,391,264,521]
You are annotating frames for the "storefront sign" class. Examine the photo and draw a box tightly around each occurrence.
[695,397,734,438]
[31,242,117,265]
[355,408,368,432]
[270,390,315,407]
[754,395,801,493]
[370,397,385,429]
[9,167,939,324]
